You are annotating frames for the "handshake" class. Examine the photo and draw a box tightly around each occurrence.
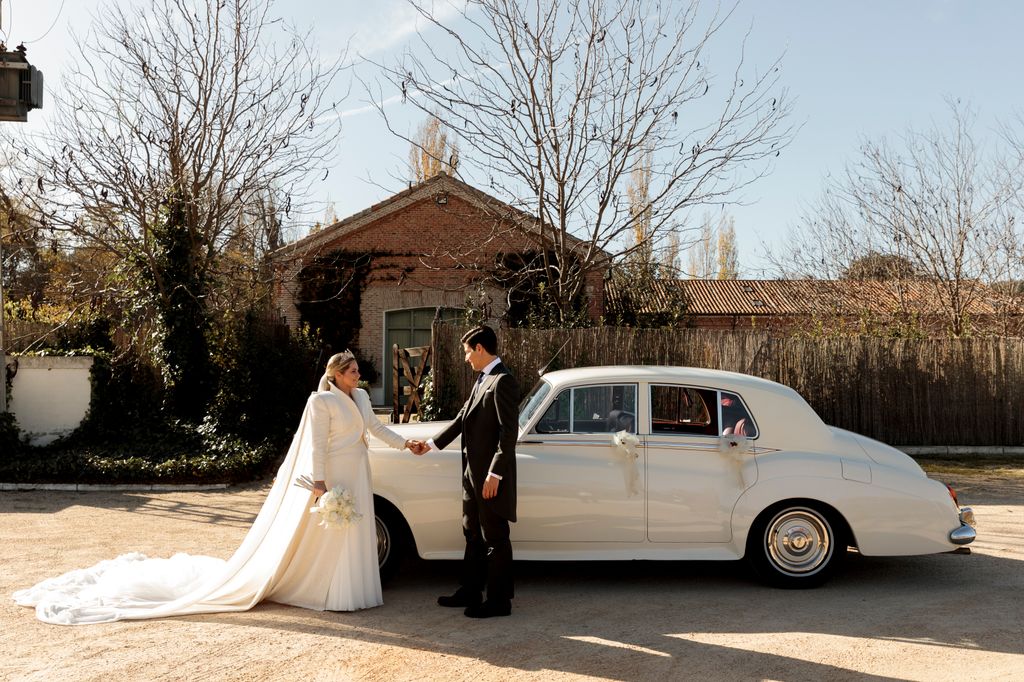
[404,439,430,456]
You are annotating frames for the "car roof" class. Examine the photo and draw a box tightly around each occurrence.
[541,365,791,396]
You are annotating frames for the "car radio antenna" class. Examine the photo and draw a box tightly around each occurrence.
[537,339,571,376]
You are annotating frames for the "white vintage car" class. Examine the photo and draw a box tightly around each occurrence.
[369,366,976,587]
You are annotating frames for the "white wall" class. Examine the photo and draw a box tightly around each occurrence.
[9,356,94,446]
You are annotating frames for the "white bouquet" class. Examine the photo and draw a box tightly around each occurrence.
[612,430,639,459]
[611,430,641,497]
[311,486,362,529]
[718,434,751,456]
[295,476,362,529]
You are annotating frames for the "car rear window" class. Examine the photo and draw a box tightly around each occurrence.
[720,391,758,438]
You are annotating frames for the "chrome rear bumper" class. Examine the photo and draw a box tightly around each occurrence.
[949,507,976,546]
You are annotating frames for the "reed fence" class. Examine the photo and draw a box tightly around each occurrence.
[1,319,63,353]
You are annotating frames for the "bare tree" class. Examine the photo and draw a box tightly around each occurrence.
[3,0,344,416]
[999,111,1024,309]
[622,148,656,282]
[410,114,460,181]
[767,101,1024,336]
[660,230,681,277]
[716,214,739,279]
[686,213,717,278]
[371,0,791,323]
[623,148,684,280]
[685,211,738,278]
[0,179,48,307]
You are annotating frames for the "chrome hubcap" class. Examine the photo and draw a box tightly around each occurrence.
[765,508,832,576]
[376,516,391,568]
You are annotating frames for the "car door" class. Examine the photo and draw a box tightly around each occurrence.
[645,384,758,543]
[515,383,645,542]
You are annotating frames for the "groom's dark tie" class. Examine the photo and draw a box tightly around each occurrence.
[470,372,484,401]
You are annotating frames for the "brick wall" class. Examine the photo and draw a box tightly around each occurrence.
[272,183,607,396]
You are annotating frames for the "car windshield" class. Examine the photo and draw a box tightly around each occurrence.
[518,379,552,431]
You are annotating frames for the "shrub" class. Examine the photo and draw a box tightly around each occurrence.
[207,312,319,446]
[0,429,280,484]
[0,410,23,454]
[420,369,459,421]
[1,316,322,484]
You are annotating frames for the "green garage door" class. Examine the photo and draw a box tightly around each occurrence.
[384,307,462,408]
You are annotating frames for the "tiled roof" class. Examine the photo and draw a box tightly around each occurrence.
[269,173,477,260]
[604,278,1017,316]
[269,172,604,263]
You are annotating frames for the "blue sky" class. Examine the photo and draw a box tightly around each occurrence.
[5,0,1023,273]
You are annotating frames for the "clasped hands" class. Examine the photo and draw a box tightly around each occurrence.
[404,439,429,456]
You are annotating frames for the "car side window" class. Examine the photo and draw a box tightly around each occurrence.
[650,385,719,436]
[572,384,637,433]
[535,384,637,434]
[720,391,758,438]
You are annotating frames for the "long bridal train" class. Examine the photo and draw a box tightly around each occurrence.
[14,387,383,625]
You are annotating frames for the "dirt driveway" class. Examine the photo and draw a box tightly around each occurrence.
[2,471,1022,682]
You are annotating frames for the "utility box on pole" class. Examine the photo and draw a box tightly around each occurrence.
[1,46,43,410]
[0,47,44,123]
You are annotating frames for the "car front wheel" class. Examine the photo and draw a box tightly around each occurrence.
[374,501,410,582]
[747,504,845,588]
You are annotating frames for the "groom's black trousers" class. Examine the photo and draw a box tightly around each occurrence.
[461,473,513,603]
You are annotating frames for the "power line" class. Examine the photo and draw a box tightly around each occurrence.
[24,0,67,44]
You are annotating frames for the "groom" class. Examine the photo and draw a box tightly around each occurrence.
[413,325,518,618]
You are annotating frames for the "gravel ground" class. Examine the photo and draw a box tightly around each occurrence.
[1,470,1021,682]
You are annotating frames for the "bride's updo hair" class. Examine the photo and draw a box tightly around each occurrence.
[318,350,357,391]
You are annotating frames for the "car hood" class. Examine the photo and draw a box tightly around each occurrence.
[831,427,925,477]
[367,420,455,445]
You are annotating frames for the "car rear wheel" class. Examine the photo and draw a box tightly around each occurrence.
[747,503,845,588]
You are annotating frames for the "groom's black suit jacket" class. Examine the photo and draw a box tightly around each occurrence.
[433,362,518,522]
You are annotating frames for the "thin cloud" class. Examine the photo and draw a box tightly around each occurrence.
[340,93,406,119]
[350,0,467,58]
[337,59,500,120]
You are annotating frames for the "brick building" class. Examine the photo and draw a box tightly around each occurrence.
[271,172,606,404]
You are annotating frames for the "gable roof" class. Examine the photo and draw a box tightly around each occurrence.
[604,278,1021,317]
[269,172,599,263]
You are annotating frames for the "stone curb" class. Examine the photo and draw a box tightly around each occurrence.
[0,483,230,492]
[899,446,1024,457]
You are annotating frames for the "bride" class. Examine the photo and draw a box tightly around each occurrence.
[13,351,412,624]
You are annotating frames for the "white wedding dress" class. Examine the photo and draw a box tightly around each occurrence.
[13,385,406,625]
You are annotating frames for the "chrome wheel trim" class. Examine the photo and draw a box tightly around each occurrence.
[765,508,833,577]
[376,515,391,568]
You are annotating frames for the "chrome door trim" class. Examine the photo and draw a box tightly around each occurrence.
[645,439,776,455]
[522,437,775,455]
[519,438,614,447]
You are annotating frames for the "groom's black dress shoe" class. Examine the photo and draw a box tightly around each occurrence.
[463,600,512,618]
[437,588,482,608]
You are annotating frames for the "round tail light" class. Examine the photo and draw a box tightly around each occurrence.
[946,483,960,507]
